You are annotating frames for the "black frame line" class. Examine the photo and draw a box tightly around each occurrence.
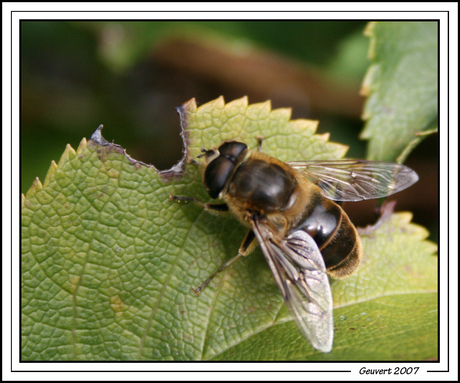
[11,8,448,376]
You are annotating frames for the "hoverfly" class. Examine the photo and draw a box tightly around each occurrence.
[170,140,418,352]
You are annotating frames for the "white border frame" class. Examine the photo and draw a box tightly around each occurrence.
[3,2,457,381]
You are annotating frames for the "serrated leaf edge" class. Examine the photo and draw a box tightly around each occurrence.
[23,138,89,200]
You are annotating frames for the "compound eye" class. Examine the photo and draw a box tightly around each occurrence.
[204,156,235,199]
[217,142,248,163]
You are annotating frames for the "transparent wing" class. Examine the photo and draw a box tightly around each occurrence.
[287,159,419,201]
[251,219,334,353]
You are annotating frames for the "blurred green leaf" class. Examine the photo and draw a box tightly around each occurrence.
[326,31,370,83]
[361,21,438,162]
[22,97,437,361]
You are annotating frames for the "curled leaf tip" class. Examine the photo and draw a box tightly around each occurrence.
[90,124,110,146]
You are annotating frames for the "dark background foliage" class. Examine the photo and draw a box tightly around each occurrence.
[21,21,438,240]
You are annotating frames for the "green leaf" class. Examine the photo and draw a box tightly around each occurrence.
[22,96,437,361]
[206,211,437,361]
[361,21,438,162]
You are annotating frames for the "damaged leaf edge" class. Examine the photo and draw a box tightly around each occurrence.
[23,95,348,203]
[22,103,194,202]
[89,123,188,182]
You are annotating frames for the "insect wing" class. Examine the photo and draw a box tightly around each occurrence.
[287,160,419,201]
[251,220,334,353]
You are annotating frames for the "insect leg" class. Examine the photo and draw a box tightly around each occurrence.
[193,230,256,296]
[169,194,229,213]
[188,158,201,166]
